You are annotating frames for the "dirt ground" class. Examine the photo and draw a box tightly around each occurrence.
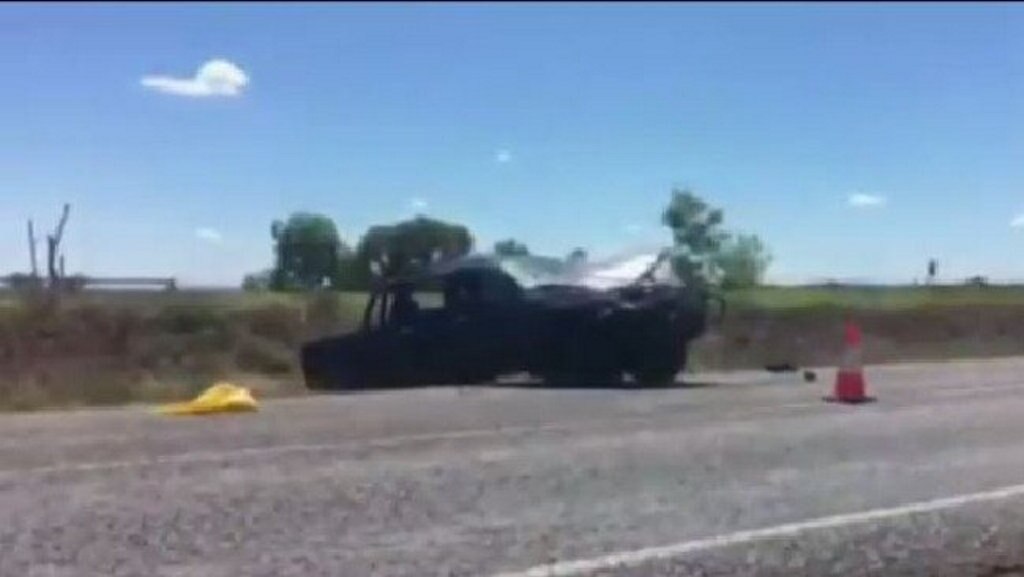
[692,306,1024,370]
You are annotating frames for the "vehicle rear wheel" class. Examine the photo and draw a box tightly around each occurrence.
[541,370,622,388]
[538,318,623,387]
[632,368,678,387]
[540,371,577,387]
[451,371,498,386]
[632,345,687,388]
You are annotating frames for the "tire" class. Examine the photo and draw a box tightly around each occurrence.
[632,345,687,388]
[539,315,623,388]
[580,371,624,387]
[540,371,577,387]
[452,371,498,386]
[541,370,621,388]
[632,368,677,387]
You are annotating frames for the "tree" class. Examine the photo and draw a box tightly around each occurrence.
[566,247,588,265]
[270,212,350,291]
[355,216,474,279]
[46,203,71,288]
[714,234,772,289]
[330,255,366,291]
[661,188,730,288]
[493,239,530,257]
[242,269,273,292]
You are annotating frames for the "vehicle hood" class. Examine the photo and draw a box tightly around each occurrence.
[430,247,680,291]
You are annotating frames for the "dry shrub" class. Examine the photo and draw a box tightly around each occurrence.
[6,357,143,409]
[177,349,235,379]
[238,303,305,346]
[131,371,196,403]
[234,334,295,375]
[0,297,250,410]
[2,375,51,411]
[229,372,306,399]
[304,292,350,338]
[37,305,144,357]
[0,312,17,365]
[129,332,188,371]
[153,305,227,335]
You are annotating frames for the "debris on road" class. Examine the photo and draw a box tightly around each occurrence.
[157,382,259,416]
[764,362,798,373]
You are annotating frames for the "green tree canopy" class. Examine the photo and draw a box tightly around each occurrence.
[493,238,530,257]
[355,216,474,279]
[661,188,731,288]
[270,212,350,290]
[714,234,772,289]
[242,269,274,292]
[566,247,588,267]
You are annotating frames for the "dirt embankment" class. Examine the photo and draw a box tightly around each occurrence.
[2,293,1024,409]
[692,306,1024,370]
[0,294,351,410]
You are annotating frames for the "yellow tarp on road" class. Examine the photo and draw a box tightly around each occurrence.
[157,382,259,416]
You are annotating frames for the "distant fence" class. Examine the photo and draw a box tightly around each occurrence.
[76,277,177,290]
[773,276,1024,288]
[3,274,1024,293]
[0,275,177,292]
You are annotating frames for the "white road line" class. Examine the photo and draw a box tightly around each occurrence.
[931,382,1024,398]
[491,482,1024,577]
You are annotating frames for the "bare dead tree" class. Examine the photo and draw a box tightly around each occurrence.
[27,219,39,278]
[46,203,70,289]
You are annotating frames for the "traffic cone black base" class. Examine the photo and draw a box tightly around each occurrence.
[823,395,876,404]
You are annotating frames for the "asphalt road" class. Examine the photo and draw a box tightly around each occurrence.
[4,359,1024,577]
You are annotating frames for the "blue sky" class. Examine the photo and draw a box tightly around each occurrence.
[2,3,1023,286]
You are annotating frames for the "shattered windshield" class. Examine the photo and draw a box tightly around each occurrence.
[484,248,679,290]
[557,249,680,290]
[493,255,570,288]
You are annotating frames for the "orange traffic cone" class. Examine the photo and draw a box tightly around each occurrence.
[825,320,875,404]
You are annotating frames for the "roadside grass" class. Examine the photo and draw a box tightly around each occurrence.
[0,289,367,313]
[0,290,369,411]
[6,285,1024,314]
[726,285,1024,311]
[3,285,1024,411]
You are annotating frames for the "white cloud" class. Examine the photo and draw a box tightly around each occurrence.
[195,227,223,243]
[409,198,428,212]
[495,149,512,164]
[1012,213,1024,228]
[141,59,249,97]
[847,193,887,208]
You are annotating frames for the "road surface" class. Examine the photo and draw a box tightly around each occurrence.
[4,358,1024,576]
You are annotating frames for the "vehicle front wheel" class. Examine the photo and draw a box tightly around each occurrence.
[631,345,687,388]
[632,368,678,387]
[541,371,622,388]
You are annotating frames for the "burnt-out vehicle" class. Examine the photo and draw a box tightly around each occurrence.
[300,250,724,390]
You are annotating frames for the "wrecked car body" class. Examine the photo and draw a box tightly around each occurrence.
[300,249,724,390]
